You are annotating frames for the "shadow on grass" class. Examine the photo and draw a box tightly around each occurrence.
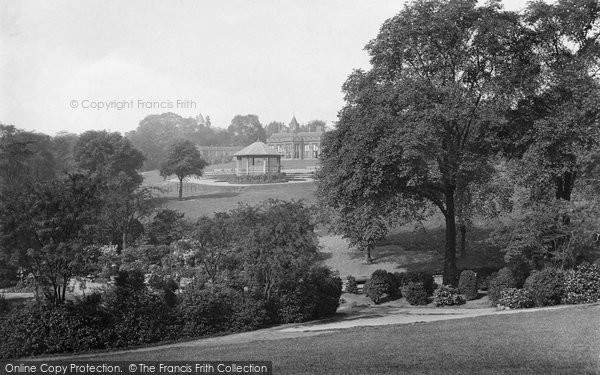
[353,225,504,273]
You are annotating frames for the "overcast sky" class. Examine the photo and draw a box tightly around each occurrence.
[1,0,527,135]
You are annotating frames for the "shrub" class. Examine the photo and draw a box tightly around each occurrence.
[394,271,435,295]
[0,298,112,359]
[345,275,359,294]
[364,270,397,304]
[0,294,10,316]
[498,288,534,309]
[227,173,287,184]
[104,270,179,346]
[433,285,465,307]
[275,266,342,323]
[563,263,600,304]
[507,256,531,288]
[458,270,478,300]
[178,281,238,337]
[488,267,516,304]
[401,282,429,305]
[524,268,565,307]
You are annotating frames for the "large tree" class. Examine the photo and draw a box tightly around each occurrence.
[160,139,208,201]
[318,0,531,284]
[74,130,144,185]
[228,114,266,146]
[0,173,102,304]
[498,0,600,202]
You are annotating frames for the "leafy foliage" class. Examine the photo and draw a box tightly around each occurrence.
[524,268,565,307]
[458,270,478,300]
[345,275,359,294]
[432,285,465,307]
[0,173,103,304]
[160,139,208,201]
[401,282,429,306]
[394,271,435,295]
[498,288,534,309]
[317,0,529,285]
[563,263,600,304]
[364,269,397,304]
[488,267,517,304]
[228,114,266,146]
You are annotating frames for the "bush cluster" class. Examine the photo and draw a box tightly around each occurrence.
[364,270,398,304]
[487,267,516,304]
[345,275,359,294]
[524,268,565,307]
[227,173,287,184]
[394,271,435,295]
[432,285,465,306]
[563,263,600,304]
[401,282,429,305]
[497,288,534,309]
[458,270,478,300]
[0,267,342,359]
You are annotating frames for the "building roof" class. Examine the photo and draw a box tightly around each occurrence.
[234,141,281,156]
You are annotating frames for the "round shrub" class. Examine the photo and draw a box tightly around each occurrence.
[458,270,478,300]
[394,271,435,295]
[401,282,429,305]
[365,270,398,304]
[178,282,238,336]
[345,275,359,294]
[275,266,342,323]
[488,267,516,304]
[563,263,600,304]
[524,268,565,307]
[498,288,534,309]
[433,285,465,307]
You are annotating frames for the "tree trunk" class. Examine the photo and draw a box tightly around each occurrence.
[459,223,467,259]
[365,244,373,264]
[443,188,458,286]
[122,231,127,250]
[178,176,183,201]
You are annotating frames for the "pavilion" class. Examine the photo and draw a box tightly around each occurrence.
[234,141,282,176]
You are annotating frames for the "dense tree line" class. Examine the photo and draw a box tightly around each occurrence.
[317,0,600,284]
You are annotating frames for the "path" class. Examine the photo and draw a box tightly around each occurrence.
[36,297,587,361]
[171,176,314,187]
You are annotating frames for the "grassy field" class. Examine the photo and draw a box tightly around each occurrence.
[142,170,505,276]
[73,304,600,374]
[142,170,316,218]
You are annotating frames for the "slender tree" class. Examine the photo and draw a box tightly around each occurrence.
[160,139,208,201]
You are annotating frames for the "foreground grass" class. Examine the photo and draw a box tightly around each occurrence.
[74,305,600,374]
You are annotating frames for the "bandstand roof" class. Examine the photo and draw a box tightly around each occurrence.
[234,141,281,157]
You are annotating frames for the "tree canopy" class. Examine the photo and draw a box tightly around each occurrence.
[227,114,266,146]
[318,0,533,284]
[160,139,208,200]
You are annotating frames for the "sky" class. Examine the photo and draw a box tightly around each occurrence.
[1,0,528,135]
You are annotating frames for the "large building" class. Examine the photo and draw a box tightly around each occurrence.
[266,116,324,159]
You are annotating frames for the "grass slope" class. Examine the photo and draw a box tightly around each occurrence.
[71,305,600,374]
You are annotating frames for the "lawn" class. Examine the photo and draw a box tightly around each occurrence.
[142,170,316,218]
[69,304,600,374]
